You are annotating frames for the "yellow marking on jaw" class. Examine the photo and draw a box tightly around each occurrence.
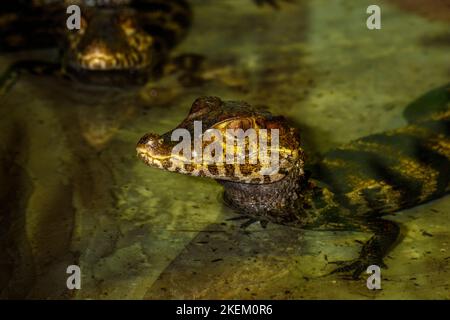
[138,143,290,184]
[137,148,185,162]
[139,142,296,166]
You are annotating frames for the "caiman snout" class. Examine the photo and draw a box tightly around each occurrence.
[136,133,162,155]
[79,41,118,70]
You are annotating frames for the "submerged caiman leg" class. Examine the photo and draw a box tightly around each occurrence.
[327,219,399,278]
[137,87,450,279]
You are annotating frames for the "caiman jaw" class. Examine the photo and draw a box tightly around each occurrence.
[136,129,298,183]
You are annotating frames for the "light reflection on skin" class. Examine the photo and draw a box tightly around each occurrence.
[79,45,117,70]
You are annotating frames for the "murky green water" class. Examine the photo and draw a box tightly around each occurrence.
[0,0,449,299]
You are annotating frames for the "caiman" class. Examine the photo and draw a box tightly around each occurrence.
[136,84,450,278]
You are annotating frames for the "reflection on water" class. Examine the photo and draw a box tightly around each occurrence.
[0,0,449,299]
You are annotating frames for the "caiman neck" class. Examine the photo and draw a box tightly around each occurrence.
[218,161,314,225]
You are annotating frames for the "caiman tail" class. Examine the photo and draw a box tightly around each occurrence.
[305,84,450,278]
[313,83,450,217]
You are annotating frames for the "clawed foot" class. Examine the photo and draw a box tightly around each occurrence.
[328,257,387,280]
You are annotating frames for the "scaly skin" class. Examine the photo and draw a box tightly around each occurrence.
[136,85,450,279]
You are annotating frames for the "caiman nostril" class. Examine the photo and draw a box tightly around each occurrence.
[136,133,161,152]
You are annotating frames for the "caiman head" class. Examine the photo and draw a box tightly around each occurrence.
[63,1,158,86]
[136,96,304,183]
[137,97,308,217]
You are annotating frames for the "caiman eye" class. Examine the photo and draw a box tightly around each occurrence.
[189,97,222,115]
[225,119,253,130]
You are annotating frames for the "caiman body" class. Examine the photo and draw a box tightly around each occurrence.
[136,85,450,278]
